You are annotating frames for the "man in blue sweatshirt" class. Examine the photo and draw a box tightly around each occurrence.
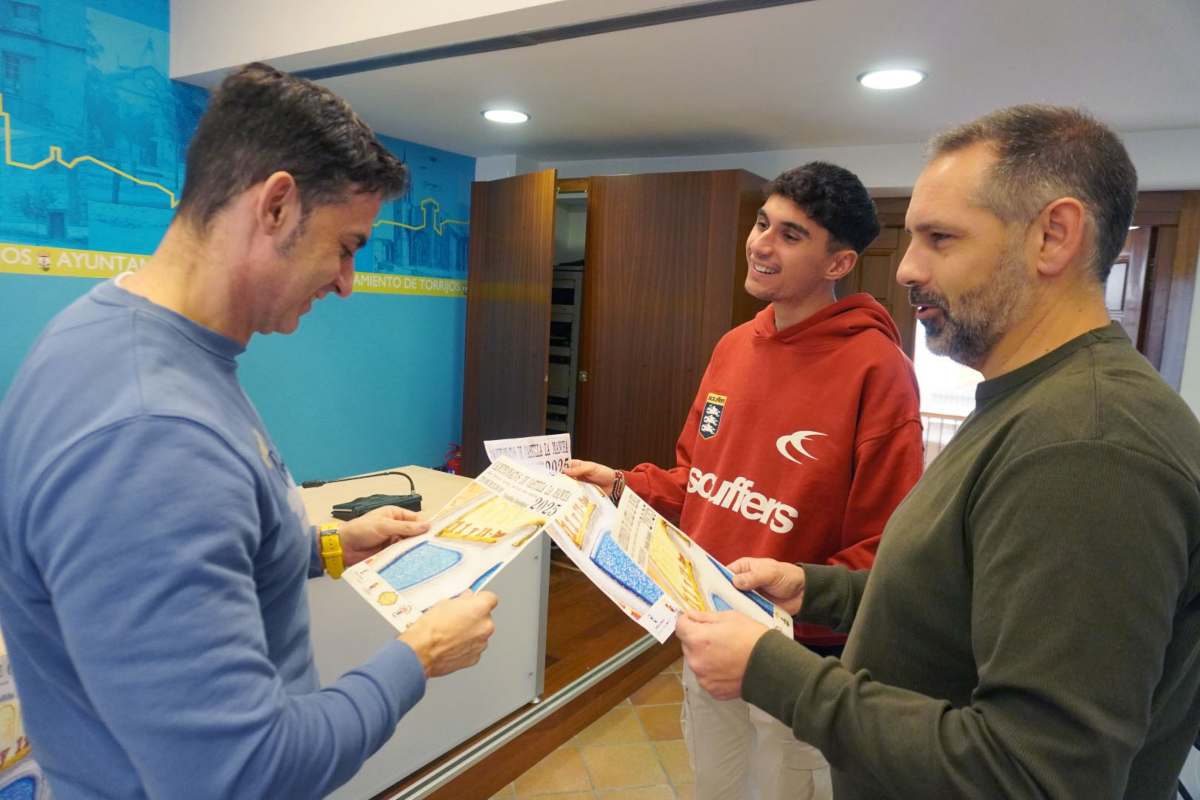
[0,63,497,799]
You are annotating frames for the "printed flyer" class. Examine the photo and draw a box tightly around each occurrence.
[544,483,793,642]
[484,433,572,475]
[0,629,49,799]
[343,458,574,633]
[342,456,792,642]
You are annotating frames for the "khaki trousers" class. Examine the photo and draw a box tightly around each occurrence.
[682,664,832,800]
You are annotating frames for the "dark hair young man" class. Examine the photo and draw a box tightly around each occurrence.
[569,162,923,800]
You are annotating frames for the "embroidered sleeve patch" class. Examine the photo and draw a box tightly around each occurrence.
[699,393,727,440]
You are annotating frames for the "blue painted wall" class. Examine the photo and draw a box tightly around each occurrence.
[241,133,473,481]
[0,0,472,480]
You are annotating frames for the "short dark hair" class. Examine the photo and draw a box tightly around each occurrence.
[177,63,409,228]
[764,162,881,254]
[929,105,1137,283]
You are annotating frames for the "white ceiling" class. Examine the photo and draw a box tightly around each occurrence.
[184,0,1200,162]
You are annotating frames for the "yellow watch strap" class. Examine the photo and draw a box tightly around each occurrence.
[319,523,344,579]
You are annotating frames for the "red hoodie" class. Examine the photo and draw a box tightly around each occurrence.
[623,294,924,645]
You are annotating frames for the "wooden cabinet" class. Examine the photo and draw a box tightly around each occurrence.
[836,225,916,357]
[1130,191,1200,389]
[461,168,766,476]
[460,171,557,476]
[1106,226,1152,344]
[833,192,1200,387]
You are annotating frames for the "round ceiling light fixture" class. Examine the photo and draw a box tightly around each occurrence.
[858,68,926,90]
[482,108,530,124]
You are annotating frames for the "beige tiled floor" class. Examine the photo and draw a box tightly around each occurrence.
[490,658,694,800]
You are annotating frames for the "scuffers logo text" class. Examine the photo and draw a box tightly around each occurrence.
[686,469,798,534]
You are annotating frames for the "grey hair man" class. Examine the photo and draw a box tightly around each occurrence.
[676,105,1200,799]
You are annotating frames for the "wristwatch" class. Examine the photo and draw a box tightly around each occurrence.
[610,470,625,504]
[319,523,345,579]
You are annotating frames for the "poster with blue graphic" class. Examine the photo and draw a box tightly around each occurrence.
[364,134,473,296]
[0,0,200,263]
[0,0,472,295]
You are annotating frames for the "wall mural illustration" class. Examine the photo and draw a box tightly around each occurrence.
[0,0,472,296]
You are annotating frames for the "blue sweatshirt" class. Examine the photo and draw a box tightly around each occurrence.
[0,280,425,799]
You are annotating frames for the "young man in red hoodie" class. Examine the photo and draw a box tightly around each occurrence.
[566,162,924,800]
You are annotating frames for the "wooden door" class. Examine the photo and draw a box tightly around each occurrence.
[837,226,916,357]
[460,169,557,476]
[1130,191,1200,388]
[1106,226,1151,345]
[573,170,764,470]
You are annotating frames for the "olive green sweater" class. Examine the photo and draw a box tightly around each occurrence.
[743,324,1200,799]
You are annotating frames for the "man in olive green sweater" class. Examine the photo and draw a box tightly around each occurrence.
[675,104,1200,799]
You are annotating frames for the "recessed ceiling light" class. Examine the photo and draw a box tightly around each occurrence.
[482,109,529,124]
[858,69,926,90]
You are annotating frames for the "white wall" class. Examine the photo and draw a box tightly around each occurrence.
[553,204,587,264]
[169,0,675,83]
[543,142,926,195]
[170,0,558,78]
[1180,266,1200,415]
[1123,130,1200,192]
[541,128,1200,194]
[475,155,541,182]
